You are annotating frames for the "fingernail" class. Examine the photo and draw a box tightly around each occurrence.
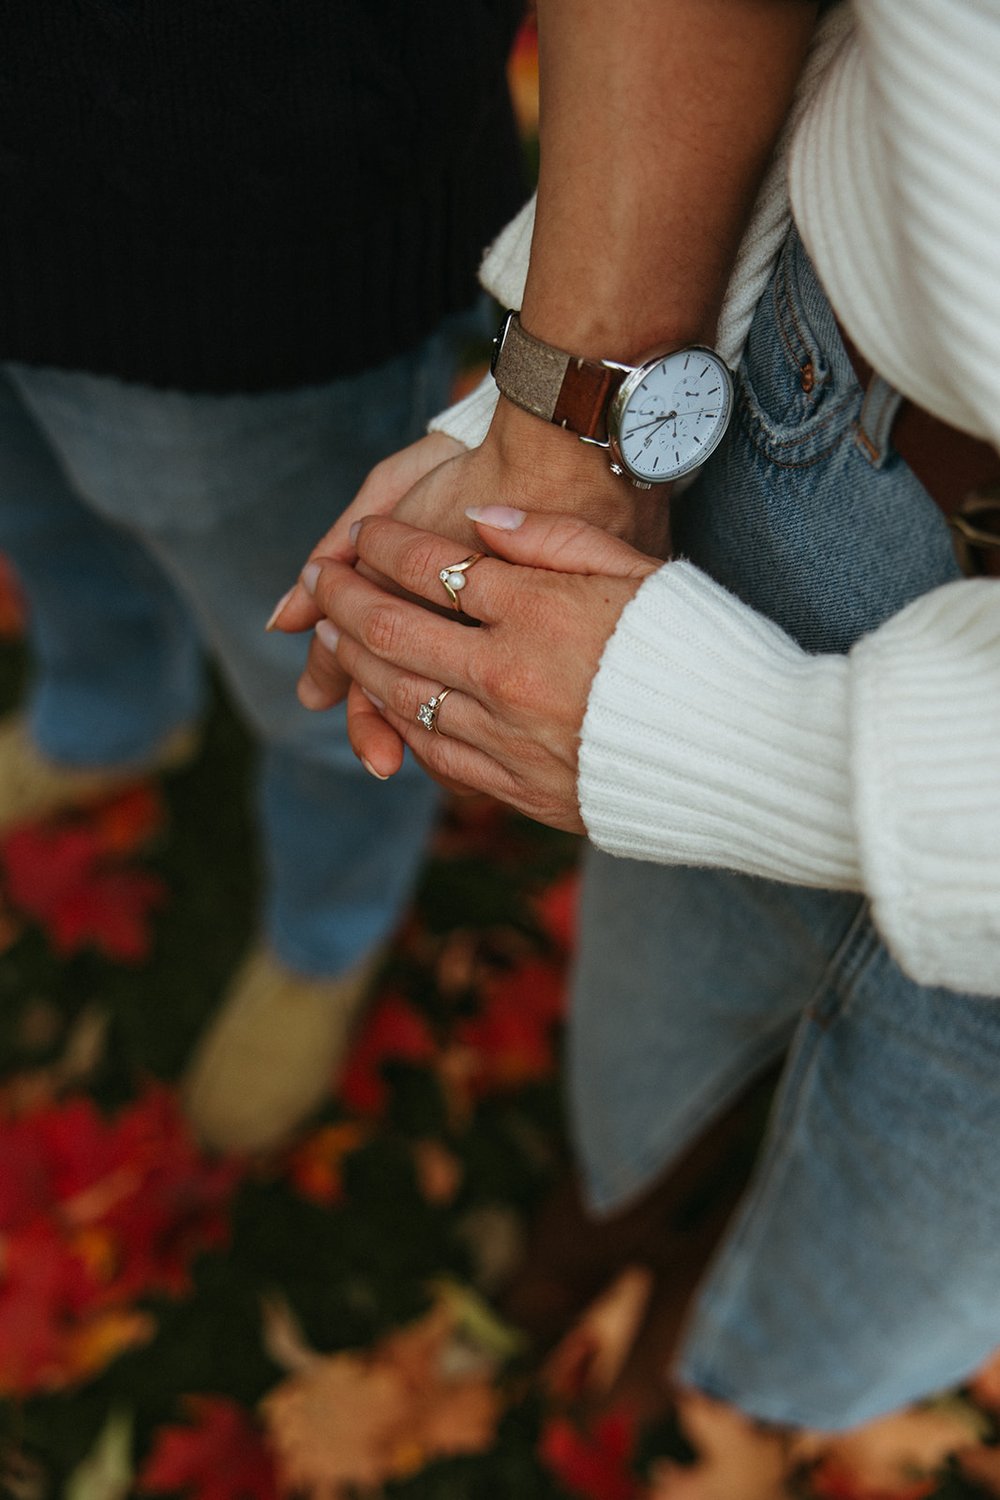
[315,619,340,651]
[348,521,362,544]
[301,561,322,596]
[265,587,295,631]
[465,505,526,530]
[361,688,385,711]
[362,757,390,781]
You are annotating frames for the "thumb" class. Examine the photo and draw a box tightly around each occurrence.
[467,506,659,582]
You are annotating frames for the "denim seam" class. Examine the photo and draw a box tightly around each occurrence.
[677,902,874,1412]
[737,382,855,471]
[583,1016,795,1215]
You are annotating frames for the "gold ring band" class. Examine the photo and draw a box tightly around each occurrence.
[438,553,485,613]
[416,686,454,735]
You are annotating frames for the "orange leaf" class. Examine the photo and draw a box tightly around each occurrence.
[545,1266,655,1402]
[644,1391,789,1500]
[792,1401,988,1498]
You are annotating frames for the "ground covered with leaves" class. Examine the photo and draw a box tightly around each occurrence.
[2,568,1000,1497]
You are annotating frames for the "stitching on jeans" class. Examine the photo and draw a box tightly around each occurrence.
[804,900,874,1030]
[737,383,853,470]
[853,421,880,464]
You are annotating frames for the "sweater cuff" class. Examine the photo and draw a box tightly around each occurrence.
[427,372,498,449]
[849,578,1000,996]
[579,561,861,889]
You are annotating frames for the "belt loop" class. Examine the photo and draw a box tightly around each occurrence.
[855,375,904,469]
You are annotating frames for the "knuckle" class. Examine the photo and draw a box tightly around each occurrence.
[362,600,406,658]
[400,533,444,592]
[385,675,414,718]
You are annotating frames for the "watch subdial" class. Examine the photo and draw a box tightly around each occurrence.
[671,374,723,432]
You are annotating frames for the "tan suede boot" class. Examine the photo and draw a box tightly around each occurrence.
[0,713,200,832]
[181,945,382,1154]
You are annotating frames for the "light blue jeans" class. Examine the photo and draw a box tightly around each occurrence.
[0,321,468,977]
[572,228,1000,1429]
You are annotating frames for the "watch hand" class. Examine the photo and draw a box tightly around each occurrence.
[623,411,677,439]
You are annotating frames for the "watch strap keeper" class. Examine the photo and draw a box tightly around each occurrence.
[491,312,623,441]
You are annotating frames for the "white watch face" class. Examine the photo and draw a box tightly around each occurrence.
[611,347,733,484]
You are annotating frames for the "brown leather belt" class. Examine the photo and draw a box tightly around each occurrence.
[839,325,1000,577]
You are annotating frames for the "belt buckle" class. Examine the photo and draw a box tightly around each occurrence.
[950,484,1000,577]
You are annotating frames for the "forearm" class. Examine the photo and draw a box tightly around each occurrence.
[524,0,818,358]
[487,0,818,509]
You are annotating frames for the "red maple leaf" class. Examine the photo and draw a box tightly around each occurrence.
[534,872,579,954]
[540,1411,638,1500]
[0,1221,101,1394]
[1,821,166,962]
[88,785,167,857]
[339,992,438,1116]
[138,1397,278,1500]
[0,1088,240,1395]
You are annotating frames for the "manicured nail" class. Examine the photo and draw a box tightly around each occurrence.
[361,688,385,711]
[465,505,526,530]
[301,561,322,596]
[362,757,390,781]
[265,587,295,631]
[315,619,340,651]
[348,521,362,544]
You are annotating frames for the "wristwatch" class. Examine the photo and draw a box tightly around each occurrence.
[490,309,734,490]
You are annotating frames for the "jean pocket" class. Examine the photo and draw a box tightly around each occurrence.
[737,228,861,470]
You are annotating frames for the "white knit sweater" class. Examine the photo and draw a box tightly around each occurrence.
[433,0,1000,997]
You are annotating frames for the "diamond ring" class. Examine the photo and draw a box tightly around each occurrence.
[416,686,454,735]
[438,553,484,613]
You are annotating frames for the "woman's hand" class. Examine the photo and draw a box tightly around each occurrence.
[270,402,672,713]
[293,507,660,833]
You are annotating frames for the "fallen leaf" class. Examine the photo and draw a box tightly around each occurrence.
[793,1399,989,1498]
[956,1443,1000,1496]
[454,1203,527,1294]
[970,1348,1000,1415]
[412,1138,463,1205]
[137,1397,277,1500]
[644,1391,789,1500]
[540,1411,638,1500]
[261,1353,411,1493]
[260,1294,317,1375]
[285,1121,368,1206]
[545,1266,655,1402]
[338,993,437,1117]
[262,1291,507,1496]
[65,1408,134,1500]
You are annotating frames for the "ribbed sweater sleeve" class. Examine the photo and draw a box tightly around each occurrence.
[578,562,861,889]
[579,563,1000,996]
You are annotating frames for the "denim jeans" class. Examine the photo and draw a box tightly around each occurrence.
[0,319,471,976]
[572,228,1000,1428]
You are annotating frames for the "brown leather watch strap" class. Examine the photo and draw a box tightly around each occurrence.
[491,312,625,440]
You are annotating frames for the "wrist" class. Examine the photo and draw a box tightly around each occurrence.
[483,397,672,556]
[487,396,621,498]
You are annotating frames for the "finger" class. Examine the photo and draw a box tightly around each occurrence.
[345,681,406,780]
[269,430,467,635]
[376,693,524,811]
[335,629,500,761]
[349,516,515,625]
[297,622,352,711]
[466,506,660,581]
[308,559,487,696]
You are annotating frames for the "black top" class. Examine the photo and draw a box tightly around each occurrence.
[0,2,526,392]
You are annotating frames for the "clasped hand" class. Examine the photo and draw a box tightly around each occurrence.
[275,504,659,834]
